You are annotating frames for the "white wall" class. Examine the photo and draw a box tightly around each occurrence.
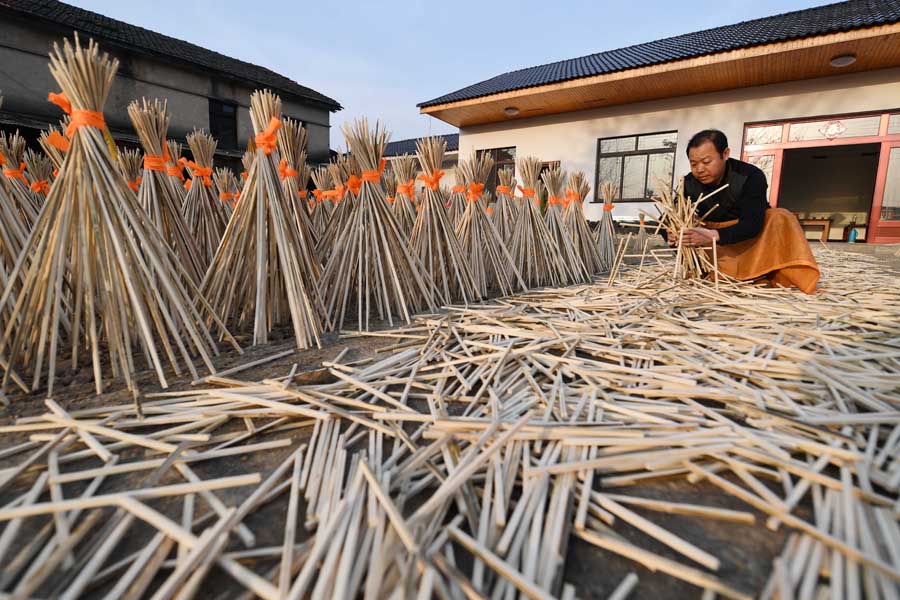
[457,68,900,221]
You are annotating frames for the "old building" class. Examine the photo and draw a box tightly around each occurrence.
[0,0,340,167]
[420,0,900,243]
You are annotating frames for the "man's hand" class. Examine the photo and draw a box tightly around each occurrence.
[681,227,720,247]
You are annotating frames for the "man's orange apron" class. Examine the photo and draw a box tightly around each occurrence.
[704,208,820,294]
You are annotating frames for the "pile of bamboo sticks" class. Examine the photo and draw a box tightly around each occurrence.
[654,178,727,280]
[0,246,897,598]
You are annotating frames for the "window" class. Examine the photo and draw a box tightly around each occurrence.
[477,147,516,193]
[594,131,676,202]
[209,99,238,150]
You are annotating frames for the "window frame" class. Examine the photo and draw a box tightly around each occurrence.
[476,146,516,194]
[208,98,239,150]
[593,131,677,203]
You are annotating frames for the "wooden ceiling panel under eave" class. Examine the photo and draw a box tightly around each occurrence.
[421,24,900,128]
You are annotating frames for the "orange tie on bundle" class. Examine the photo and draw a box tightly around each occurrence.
[485,206,494,215]
[417,169,444,191]
[322,186,345,203]
[46,131,70,153]
[396,180,415,201]
[603,203,615,212]
[345,175,362,196]
[548,195,563,207]
[313,189,323,202]
[361,158,387,183]
[127,177,142,192]
[143,143,170,172]
[241,171,248,180]
[30,180,50,195]
[495,185,511,195]
[255,117,281,155]
[565,189,579,208]
[183,159,213,187]
[184,179,192,191]
[47,91,72,115]
[66,110,106,138]
[466,182,484,202]
[219,191,234,202]
[278,158,298,180]
[297,189,308,199]
[3,162,27,184]
[386,196,395,204]
[517,185,537,204]
[451,184,466,194]
[53,168,59,178]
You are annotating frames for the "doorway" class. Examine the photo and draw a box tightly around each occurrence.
[776,143,880,242]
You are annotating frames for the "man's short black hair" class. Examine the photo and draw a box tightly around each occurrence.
[686,130,728,157]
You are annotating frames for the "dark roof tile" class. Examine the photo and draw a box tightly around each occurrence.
[419,0,900,107]
[384,133,459,157]
[0,0,341,111]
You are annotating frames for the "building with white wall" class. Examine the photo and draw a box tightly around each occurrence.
[418,0,900,244]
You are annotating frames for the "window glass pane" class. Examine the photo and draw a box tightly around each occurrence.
[622,154,647,199]
[788,116,880,142]
[600,137,636,154]
[597,156,621,192]
[745,125,783,146]
[646,152,674,199]
[881,147,900,221]
[496,147,516,162]
[746,154,775,201]
[637,132,677,150]
[889,114,900,135]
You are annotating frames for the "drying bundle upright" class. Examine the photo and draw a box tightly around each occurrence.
[0,135,38,328]
[319,118,436,330]
[309,165,333,238]
[509,156,569,287]
[391,154,417,236]
[446,177,466,227]
[596,181,618,270]
[38,122,68,172]
[212,167,238,218]
[493,167,518,243]
[202,90,324,348]
[118,147,142,196]
[23,149,54,204]
[411,136,480,305]
[542,167,590,284]
[315,156,354,261]
[128,99,204,285]
[0,36,237,398]
[564,170,604,274]
[1,131,42,215]
[181,130,231,271]
[456,152,525,297]
[164,139,187,198]
[276,118,318,248]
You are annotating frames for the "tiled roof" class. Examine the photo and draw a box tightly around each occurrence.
[384,133,459,157]
[419,0,900,107]
[0,0,341,111]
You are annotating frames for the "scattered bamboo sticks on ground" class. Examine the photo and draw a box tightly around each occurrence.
[0,246,898,598]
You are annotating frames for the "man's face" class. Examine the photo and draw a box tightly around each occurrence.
[688,141,730,185]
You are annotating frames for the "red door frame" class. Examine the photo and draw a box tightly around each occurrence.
[741,112,900,243]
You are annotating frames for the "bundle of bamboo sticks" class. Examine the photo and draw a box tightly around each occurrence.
[309,165,332,239]
[202,90,324,349]
[654,178,725,279]
[541,167,591,283]
[509,156,569,288]
[315,156,354,262]
[212,167,237,218]
[180,130,230,272]
[456,152,526,297]
[1,131,42,216]
[276,118,318,248]
[0,35,238,399]
[597,180,619,270]
[410,137,480,306]
[164,139,187,197]
[318,119,437,330]
[391,154,418,236]
[128,99,205,285]
[23,148,54,204]
[493,167,518,244]
[564,170,604,274]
